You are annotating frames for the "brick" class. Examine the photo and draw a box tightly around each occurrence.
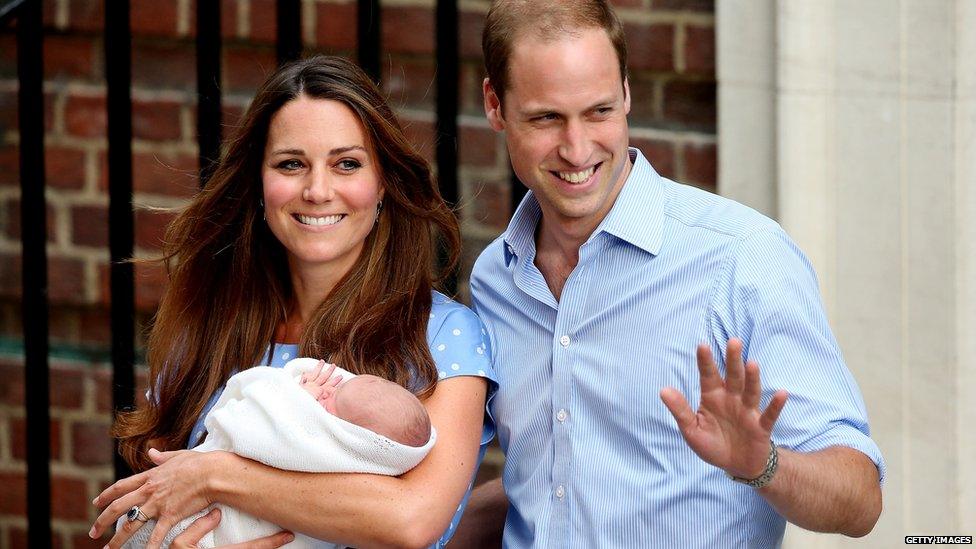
[683,25,715,76]
[0,34,15,79]
[459,11,486,60]
[43,35,97,80]
[132,41,197,91]
[0,252,22,299]
[130,0,180,37]
[249,0,278,43]
[49,256,88,304]
[135,208,176,251]
[64,94,107,138]
[51,475,90,520]
[382,7,434,55]
[682,141,716,190]
[458,125,498,168]
[0,358,24,406]
[459,62,487,117]
[135,261,169,311]
[71,420,114,466]
[314,2,358,51]
[626,23,674,72]
[68,0,104,32]
[630,136,676,179]
[0,471,26,514]
[46,146,88,190]
[11,417,62,461]
[467,178,511,231]
[127,150,200,198]
[223,45,277,94]
[0,91,17,137]
[626,72,659,126]
[70,204,108,247]
[77,306,112,346]
[2,200,58,243]
[133,99,183,141]
[401,118,436,166]
[48,307,80,343]
[50,365,86,410]
[652,0,715,12]
[662,80,716,130]
[0,146,18,187]
[382,57,436,110]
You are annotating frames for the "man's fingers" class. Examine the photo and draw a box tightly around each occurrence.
[171,508,220,548]
[742,360,762,409]
[695,344,722,392]
[724,338,745,394]
[759,390,789,432]
[660,387,697,433]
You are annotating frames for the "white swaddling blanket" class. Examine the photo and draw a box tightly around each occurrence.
[122,357,436,548]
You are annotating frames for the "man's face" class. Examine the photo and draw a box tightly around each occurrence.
[484,27,631,235]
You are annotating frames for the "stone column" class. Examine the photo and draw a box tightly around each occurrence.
[718,1,976,545]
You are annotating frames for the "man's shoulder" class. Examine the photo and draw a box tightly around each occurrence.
[470,234,509,278]
[659,177,782,242]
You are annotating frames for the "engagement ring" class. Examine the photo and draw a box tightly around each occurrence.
[126,505,150,523]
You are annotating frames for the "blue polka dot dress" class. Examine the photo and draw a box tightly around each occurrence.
[186,291,498,548]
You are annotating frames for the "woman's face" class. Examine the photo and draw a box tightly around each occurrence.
[262,95,384,282]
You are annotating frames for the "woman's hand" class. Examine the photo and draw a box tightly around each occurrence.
[171,508,294,548]
[90,448,224,549]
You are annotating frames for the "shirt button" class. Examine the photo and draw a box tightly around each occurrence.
[556,409,568,422]
[555,485,565,499]
[559,335,571,347]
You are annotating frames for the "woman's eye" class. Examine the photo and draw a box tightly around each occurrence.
[276,159,303,171]
[337,159,362,171]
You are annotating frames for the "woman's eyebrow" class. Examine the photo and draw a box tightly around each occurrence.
[268,145,366,156]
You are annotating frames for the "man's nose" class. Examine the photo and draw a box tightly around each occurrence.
[558,119,592,167]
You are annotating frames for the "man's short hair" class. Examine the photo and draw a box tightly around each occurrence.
[482,0,628,106]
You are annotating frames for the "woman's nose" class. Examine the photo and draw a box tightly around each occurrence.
[303,169,334,203]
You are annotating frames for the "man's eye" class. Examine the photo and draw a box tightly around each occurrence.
[276,159,303,171]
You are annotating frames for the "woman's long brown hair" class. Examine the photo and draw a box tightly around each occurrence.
[115,56,461,472]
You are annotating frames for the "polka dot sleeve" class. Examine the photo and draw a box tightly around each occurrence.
[427,294,498,443]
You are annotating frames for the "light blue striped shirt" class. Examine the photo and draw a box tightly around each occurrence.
[470,148,885,549]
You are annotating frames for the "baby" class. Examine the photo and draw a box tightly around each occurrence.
[297,360,431,447]
[122,358,436,549]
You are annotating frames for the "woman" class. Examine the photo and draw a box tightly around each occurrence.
[89,56,496,548]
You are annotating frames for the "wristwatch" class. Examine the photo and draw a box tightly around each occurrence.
[727,440,778,488]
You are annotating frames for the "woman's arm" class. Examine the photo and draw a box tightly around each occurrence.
[93,375,488,549]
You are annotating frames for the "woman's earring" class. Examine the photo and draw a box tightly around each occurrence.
[374,200,383,224]
[259,198,265,221]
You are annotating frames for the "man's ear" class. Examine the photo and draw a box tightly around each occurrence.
[623,77,631,115]
[483,78,505,132]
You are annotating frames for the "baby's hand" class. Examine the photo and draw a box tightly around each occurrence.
[299,360,343,408]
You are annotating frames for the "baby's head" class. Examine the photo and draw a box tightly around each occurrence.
[323,375,431,447]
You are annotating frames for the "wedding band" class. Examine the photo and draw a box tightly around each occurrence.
[126,505,151,523]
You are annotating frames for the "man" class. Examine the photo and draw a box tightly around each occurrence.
[460,1,885,547]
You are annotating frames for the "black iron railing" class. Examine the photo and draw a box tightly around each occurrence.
[2,0,478,541]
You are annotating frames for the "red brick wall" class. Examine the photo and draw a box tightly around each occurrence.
[0,1,714,547]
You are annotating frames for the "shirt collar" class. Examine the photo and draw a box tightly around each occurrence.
[502,147,666,265]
